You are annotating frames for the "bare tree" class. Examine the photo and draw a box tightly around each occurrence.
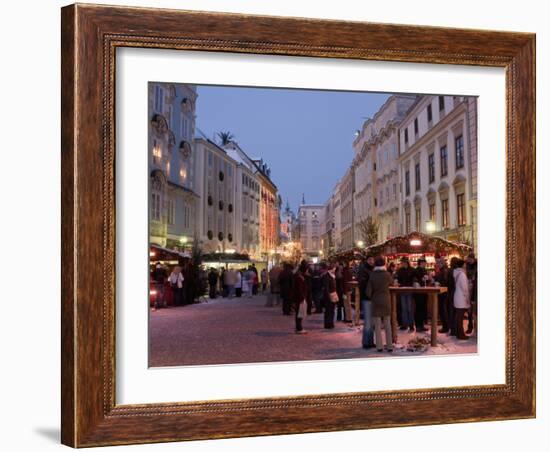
[356,216,379,247]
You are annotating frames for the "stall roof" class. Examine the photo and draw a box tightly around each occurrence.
[365,232,472,256]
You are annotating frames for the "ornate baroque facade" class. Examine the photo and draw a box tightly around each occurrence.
[149,83,198,249]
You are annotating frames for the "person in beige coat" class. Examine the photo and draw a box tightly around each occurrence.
[366,257,394,352]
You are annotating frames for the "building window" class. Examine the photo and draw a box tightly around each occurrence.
[457,193,466,226]
[429,202,436,222]
[415,206,421,231]
[167,199,175,225]
[441,198,449,229]
[428,153,435,183]
[414,118,419,136]
[439,95,445,112]
[152,139,162,165]
[151,193,161,221]
[427,104,433,123]
[404,128,409,144]
[393,183,397,200]
[440,145,448,177]
[415,163,421,191]
[154,86,164,113]
[405,170,410,196]
[208,152,213,167]
[405,211,411,233]
[386,187,389,202]
[455,135,465,169]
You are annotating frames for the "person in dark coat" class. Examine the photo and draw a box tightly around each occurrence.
[335,262,345,321]
[321,262,337,329]
[366,257,394,352]
[278,263,294,315]
[413,257,429,332]
[304,263,313,315]
[292,261,309,333]
[466,253,477,334]
[207,268,218,299]
[358,256,375,348]
[395,257,415,331]
[434,260,451,333]
[311,265,323,313]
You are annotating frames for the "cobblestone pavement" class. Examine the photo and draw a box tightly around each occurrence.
[149,294,477,367]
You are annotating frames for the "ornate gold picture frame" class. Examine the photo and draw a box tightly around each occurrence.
[61,3,535,447]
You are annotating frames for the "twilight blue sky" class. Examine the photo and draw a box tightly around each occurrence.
[195,85,389,211]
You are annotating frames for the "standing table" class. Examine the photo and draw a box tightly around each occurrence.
[388,286,448,346]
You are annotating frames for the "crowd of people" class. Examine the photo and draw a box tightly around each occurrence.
[151,251,477,353]
[204,264,269,299]
[262,251,477,352]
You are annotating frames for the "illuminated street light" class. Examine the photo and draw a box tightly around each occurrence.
[425,220,436,234]
[180,236,188,244]
[356,240,365,248]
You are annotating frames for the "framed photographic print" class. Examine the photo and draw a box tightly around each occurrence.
[61,3,535,447]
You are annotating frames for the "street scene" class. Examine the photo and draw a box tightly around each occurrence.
[148,83,478,367]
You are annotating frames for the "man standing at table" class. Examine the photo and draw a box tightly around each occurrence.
[413,257,429,332]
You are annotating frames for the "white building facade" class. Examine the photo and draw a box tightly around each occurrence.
[352,95,417,244]
[398,95,477,246]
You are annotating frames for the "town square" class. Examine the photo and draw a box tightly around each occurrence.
[148,83,478,366]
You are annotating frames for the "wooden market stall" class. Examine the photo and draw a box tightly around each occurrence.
[365,232,472,269]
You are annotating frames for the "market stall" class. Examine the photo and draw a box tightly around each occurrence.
[365,232,472,269]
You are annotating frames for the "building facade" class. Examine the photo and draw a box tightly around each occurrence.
[194,138,238,253]
[149,83,199,249]
[352,95,417,244]
[398,95,477,246]
[297,204,325,261]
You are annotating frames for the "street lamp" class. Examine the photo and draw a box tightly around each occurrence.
[356,240,365,248]
[180,236,188,244]
[425,220,436,234]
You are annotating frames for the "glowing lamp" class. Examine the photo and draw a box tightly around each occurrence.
[410,239,422,246]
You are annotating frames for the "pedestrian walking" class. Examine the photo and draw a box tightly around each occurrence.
[208,268,218,299]
[342,262,354,323]
[224,268,237,298]
[242,267,255,298]
[268,264,281,306]
[152,262,167,309]
[453,259,471,340]
[322,262,338,329]
[358,256,375,348]
[366,257,394,352]
[278,263,294,315]
[168,266,184,306]
[250,264,259,295]
[261,268,268,293]
[292,261,309,334]
[235,269,242,298]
